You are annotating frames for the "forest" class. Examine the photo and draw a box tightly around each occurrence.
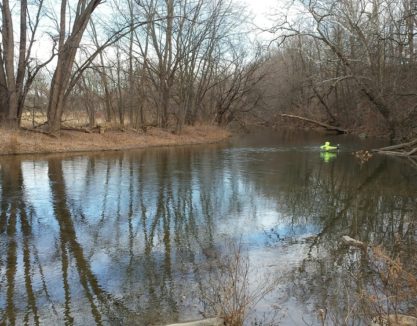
[0,0,416,141]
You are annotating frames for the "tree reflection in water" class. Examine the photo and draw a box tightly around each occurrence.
[0,147,244,325]
[275,155,417,324]
[0,133,416,325]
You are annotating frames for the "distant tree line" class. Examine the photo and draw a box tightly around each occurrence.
[260,0,417,139]
[2,0,416,139]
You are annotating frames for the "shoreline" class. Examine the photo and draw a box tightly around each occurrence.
[0,125,231,156]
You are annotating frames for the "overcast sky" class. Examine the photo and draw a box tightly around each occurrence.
[241,0,288,41]
[28,0,283,66]
[243,0,278,23]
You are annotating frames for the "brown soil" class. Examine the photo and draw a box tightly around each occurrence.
[0,125,231,156]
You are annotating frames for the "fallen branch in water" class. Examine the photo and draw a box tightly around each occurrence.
[373,138,417,157]
[280,114,348,134]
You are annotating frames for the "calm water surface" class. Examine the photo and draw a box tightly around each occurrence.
[0,130,416,325]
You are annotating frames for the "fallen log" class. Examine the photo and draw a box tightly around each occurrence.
[20,127,58,138]
[373,138,417,152]
[61,127,93,133]
[372,150,411,157]
[280,114,348,134]
[373,138,417,157]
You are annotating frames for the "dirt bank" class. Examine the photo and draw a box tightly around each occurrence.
[0,125,231,156]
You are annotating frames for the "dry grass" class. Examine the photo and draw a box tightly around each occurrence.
[0,125,231,156]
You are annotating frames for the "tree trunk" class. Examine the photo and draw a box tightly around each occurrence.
[47,52,75,133]
[0,51,9,122]
[16,0,28,122]
[160,86,169,128]
[128,0,135,126]
[46,0,102,134]
[92,23,113,123]
[1,0,18,127]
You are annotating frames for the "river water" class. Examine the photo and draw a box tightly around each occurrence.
[0,130,416,325]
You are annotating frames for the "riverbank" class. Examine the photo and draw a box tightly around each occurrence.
[0,125,231,155]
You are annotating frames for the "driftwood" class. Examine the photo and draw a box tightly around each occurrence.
[280,114,348,134]
[373,138,417,157]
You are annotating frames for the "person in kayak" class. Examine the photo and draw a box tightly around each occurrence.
[320,141,340,151]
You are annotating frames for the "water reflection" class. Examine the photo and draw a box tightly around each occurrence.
[0,131,416,325]
[320,151,337,163]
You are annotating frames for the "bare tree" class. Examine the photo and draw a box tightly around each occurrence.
[46,0,103,134]
[90,21,114,123]
[0,0,51,126]
[267,0,417,139]
[213,48,266,126]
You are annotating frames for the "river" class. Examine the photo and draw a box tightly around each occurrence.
[0,130,416,325]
